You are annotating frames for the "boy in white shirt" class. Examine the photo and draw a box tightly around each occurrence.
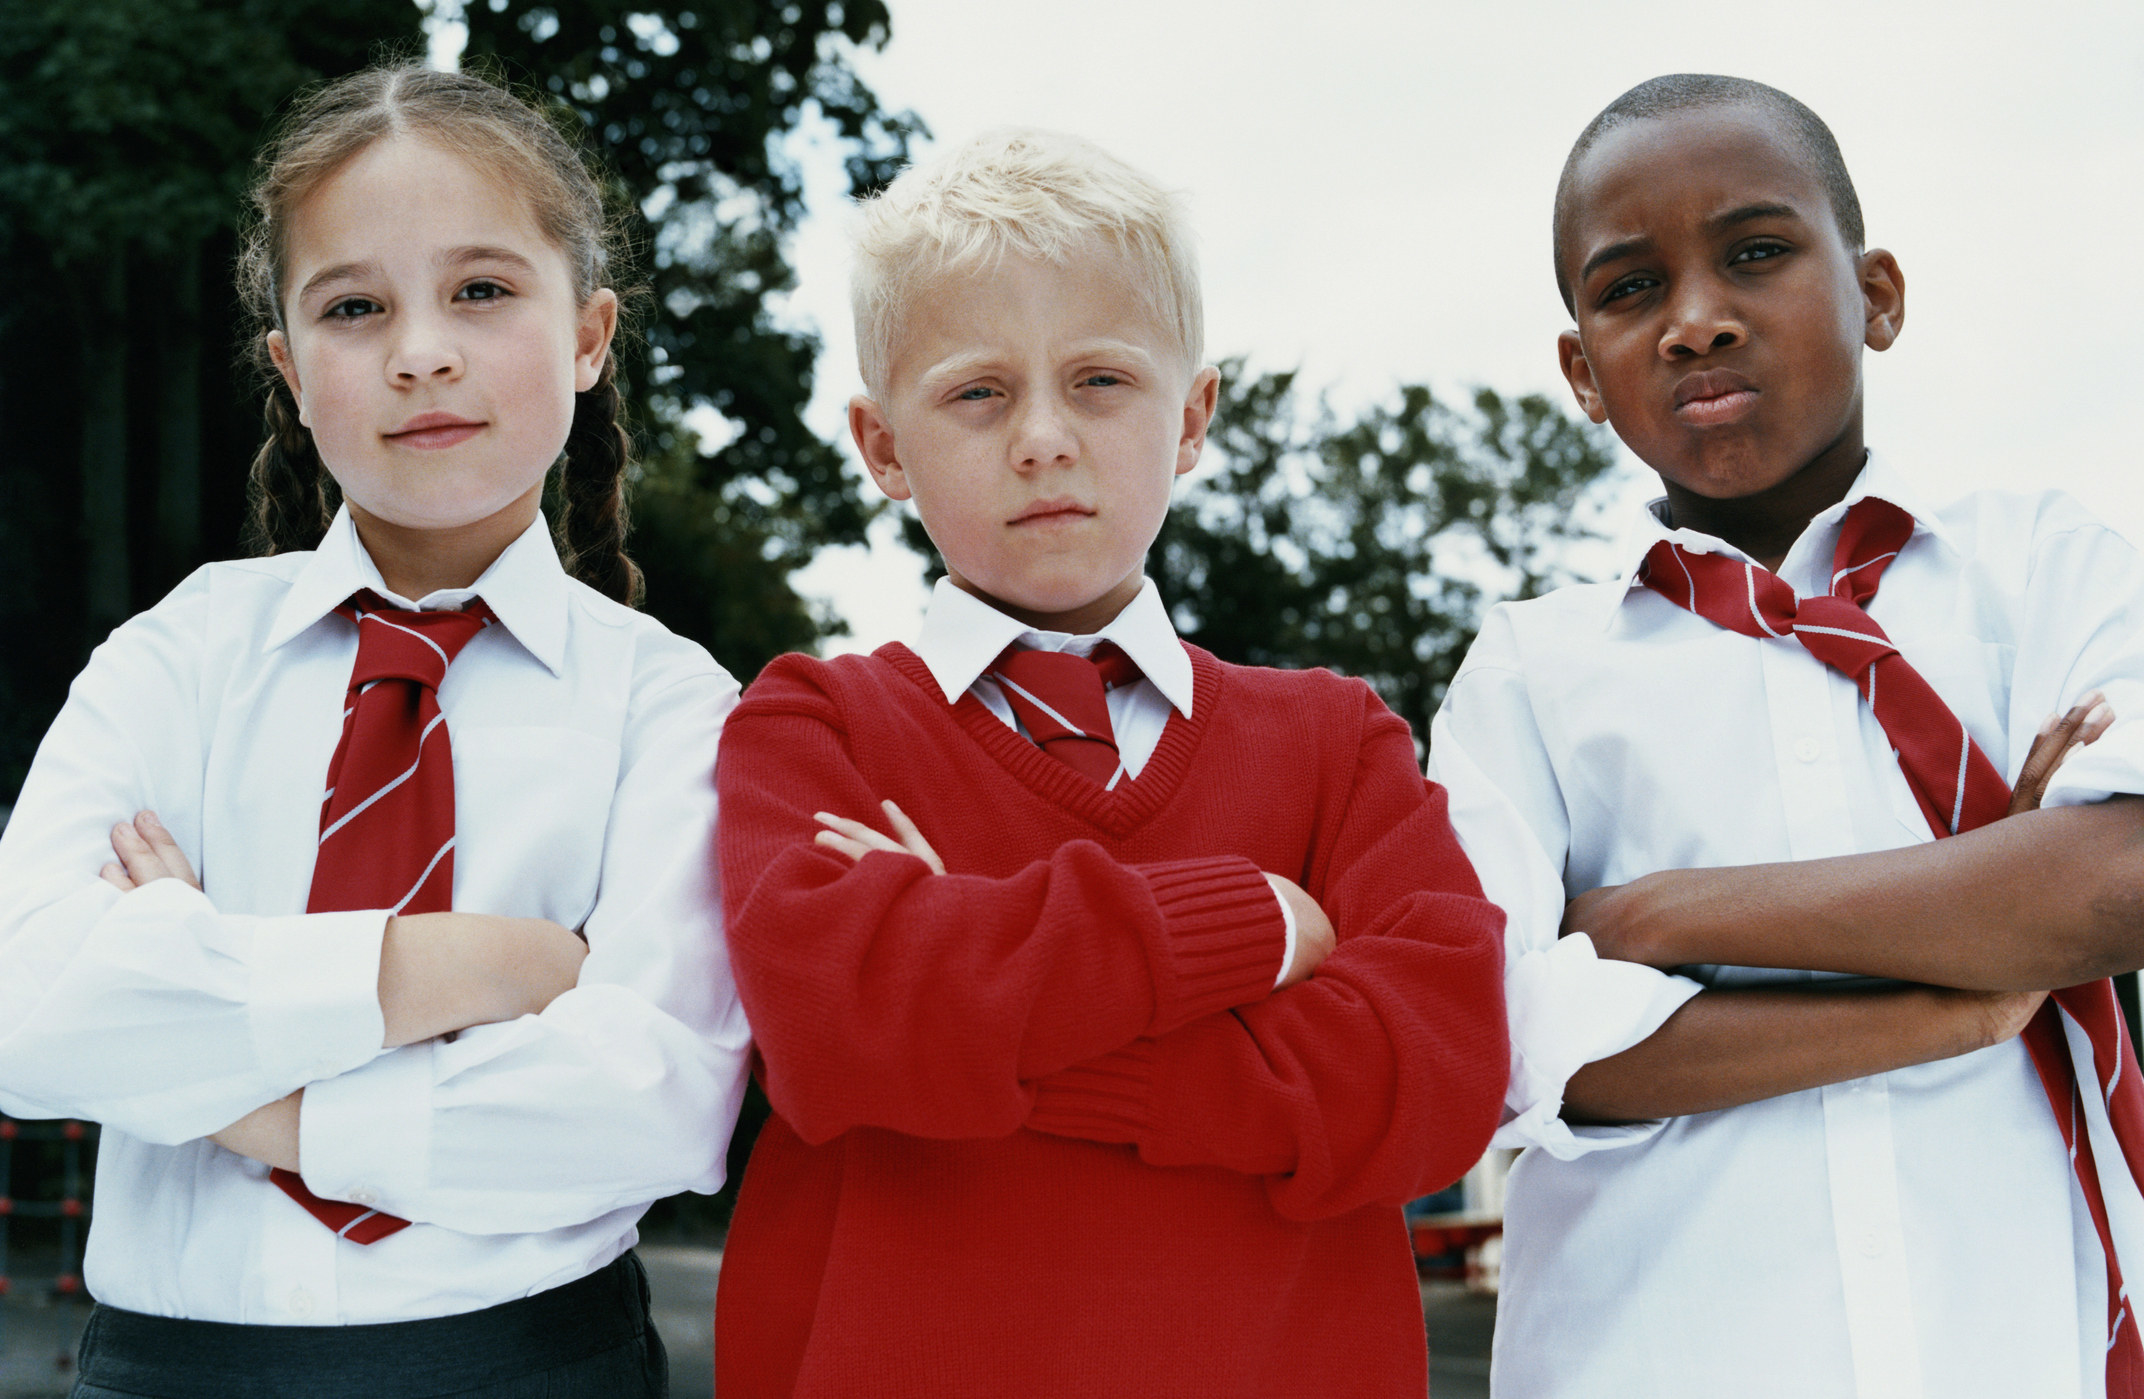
[1431,73,2144,1398]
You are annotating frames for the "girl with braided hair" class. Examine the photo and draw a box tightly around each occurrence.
[0,62,748,1397]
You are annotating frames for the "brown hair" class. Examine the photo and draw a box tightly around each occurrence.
[236,62,644,605]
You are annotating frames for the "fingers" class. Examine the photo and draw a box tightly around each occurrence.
[812,808,948,875]
[99,862,136,892]
[878,801,946,876]
[2012,693,2112,815]
[109,818,169,885]
[134,811,200,889]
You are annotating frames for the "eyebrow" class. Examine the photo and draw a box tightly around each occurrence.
[1709,202,1803,232]
[295,246,545,303]
[1577,202,1808,285]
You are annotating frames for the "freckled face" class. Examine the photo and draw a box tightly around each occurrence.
[1556,105,1901,502]
[267,135,613,537]
[850,251,1217,634]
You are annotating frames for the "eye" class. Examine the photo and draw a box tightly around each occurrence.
[322,297,382,321]
[456,279,509,302]
[1599,273,1658,306]
[1730,240,1791,266]
[954,385,998,402]
[1079,372,1126,389]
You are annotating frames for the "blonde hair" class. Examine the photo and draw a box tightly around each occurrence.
[236,62,644,604]
[850,129,1203,397]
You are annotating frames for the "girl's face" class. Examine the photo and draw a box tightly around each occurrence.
[268,135,615,549]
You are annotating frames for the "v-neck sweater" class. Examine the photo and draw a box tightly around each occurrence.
[715,641,1507,1399]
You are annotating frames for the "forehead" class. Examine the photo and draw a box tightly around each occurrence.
[889,247,1180,386]
[287,134,556,271]
[1565,104,1834,255]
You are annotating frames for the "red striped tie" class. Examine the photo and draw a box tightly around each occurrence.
[270,590,494,1245]
[1643,496,2144,1393]
[987,644,1142,788]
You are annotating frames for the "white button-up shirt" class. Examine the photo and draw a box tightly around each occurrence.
[911,576,1295,979]
[1430,454,2144,1398]
[0,508,752,1324]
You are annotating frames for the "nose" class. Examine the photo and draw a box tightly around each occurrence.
[385,305,464,384]
[1008,393,1078,472]
[1657,275,1747,360]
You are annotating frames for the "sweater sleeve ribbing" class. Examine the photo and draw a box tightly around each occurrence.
[716,659,1285,1145]
[1024,685,1510,1220]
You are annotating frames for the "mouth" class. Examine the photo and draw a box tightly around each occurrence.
[1672,371,1758,426]
[385,412,486,449]
[1008,498,1094,526]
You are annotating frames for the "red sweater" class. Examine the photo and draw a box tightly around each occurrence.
[714,642,1506,1398]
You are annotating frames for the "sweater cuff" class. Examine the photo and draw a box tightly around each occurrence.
[1026,1040,1157,1145]
[1134,856,1289,1033]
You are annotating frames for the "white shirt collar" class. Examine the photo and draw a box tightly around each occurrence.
[263,506,571,675]
[912,576,1196,719]
[1607,449,1956,629]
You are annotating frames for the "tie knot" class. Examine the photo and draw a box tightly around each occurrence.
[338,591,494,690]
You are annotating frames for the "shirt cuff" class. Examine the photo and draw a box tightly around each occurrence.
[1026,1039,1156,1144]
[298,1039,434,1218]
[1493,933,1703,1160]
[1265,874,1299,990]
[1134,857,1290,1032]
[244,905,390,1084]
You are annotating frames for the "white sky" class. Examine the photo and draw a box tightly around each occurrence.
[772,0,2144,653]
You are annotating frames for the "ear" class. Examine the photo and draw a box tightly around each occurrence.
[849,394,911,501]
[1557,330,1608,424]
[1175,365,1222,477]
[575,288,620,392]
[1859,248,1905,353]
[264,329,309,427]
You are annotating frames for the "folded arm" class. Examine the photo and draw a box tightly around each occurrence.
[716,657,1289,1146]
[1023,692,1509,1220]
[289,667,753,1235]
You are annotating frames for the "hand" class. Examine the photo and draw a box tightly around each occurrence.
[1561,882,1628,952]
[1267,874,1337,988]
[100,810,200,892]
[2009,692,2113,815]
[211,1090,302,1171]
[814,801,946,875]
[1933,985,2050,1053]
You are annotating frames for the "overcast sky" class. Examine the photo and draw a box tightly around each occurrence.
[769,0,2144,652]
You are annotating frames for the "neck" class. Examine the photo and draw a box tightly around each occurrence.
[951,569,1144,637]
[347,484,543,600]
[1662,433,1870,573]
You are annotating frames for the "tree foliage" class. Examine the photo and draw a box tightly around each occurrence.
[1153,361,1622,739]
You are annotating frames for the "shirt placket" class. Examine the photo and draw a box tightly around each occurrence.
[1763,636,1925,1399]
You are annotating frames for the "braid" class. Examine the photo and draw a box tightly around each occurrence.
[556,359,643,607]
[244,382,341,556]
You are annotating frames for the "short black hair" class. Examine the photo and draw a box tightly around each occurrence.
[1552,74,1865,314]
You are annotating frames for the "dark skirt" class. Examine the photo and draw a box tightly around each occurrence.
[68,1251,666,1399]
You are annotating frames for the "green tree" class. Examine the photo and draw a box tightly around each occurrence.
[459,1,920,675]
[1154,361,1622,739]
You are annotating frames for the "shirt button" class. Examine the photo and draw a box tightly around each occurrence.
[1793,737,1822,763]
[346,1188,377,1207]
[1860,1231,1885,1259]
[288,1286,317,1318]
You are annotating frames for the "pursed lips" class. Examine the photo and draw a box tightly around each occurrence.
[1672,370,1759,426]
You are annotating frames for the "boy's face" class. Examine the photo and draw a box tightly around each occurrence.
[851,250,1218,635]
[1555,104,1903,505]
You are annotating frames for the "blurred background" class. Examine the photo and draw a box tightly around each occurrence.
[1,1,2138,1393]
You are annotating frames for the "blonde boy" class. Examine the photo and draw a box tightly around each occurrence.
[711,131,1508,1397]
